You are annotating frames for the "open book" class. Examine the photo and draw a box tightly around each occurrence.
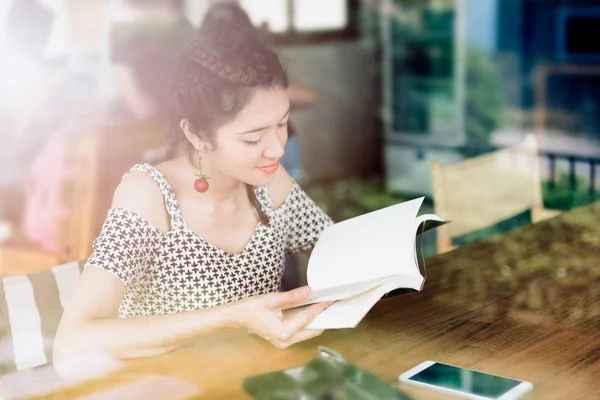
[290,197,446,330]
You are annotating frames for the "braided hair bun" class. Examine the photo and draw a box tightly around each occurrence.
[172,22,288,135]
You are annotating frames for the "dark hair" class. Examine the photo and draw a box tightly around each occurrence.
[201,3,254,30]
[171,22,289,224]
[6,0,54,58]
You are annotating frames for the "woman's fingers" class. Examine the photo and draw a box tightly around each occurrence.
[271,328,325,349]
[279,301,334,338]
[243,294,335,349]
[264,286,311,310]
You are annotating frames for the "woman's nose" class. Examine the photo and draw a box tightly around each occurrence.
[263,131,286,159]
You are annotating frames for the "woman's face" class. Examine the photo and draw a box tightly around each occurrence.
[203,87,290,186]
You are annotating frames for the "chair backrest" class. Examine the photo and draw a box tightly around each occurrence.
[2,117,169,277]
[58,116,169,263]
[0,260,84,375]
[58,129,102,263]
[432,134,543,252]
[91,117,170,235]
[1,128,100,276]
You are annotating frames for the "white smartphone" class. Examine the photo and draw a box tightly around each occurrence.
[399,361,533,400]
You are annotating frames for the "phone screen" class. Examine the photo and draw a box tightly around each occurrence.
[408,362,523,399]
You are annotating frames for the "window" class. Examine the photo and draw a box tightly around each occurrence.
[293,0,348,32]
[239,0,289,33]
[230,0,359,43]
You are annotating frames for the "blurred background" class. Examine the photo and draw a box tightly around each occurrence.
[1,0,600,277]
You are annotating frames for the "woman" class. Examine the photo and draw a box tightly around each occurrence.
[200,2,318,290]
[53,22,334,366]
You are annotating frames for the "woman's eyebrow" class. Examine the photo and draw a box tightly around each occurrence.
[238,108,291,135]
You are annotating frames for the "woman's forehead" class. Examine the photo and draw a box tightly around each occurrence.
[222,88,290,131]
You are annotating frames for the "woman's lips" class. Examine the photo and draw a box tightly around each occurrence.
[259,162,279,174]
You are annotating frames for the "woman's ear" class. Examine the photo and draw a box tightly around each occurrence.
[180,119,203,151]
[180,119,215,152]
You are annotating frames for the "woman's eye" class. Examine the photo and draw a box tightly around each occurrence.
[278,122,289,128]
[244,139,261,146]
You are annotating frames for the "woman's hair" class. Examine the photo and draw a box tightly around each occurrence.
[201,2,254,30]
[171,22,288,139]
[170,21,289,224]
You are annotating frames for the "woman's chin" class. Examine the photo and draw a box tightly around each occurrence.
[244,170,278,187]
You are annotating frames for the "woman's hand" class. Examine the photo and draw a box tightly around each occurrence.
[228,286,333,349]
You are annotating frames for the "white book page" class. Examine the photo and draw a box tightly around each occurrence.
[305,274,424,329]
[299,212,445,305]
[306,197,425,291]
[296,276,392,307]
[292,212,445,329]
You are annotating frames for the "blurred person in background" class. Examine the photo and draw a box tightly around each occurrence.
[6,0,113,251]
[0,0,111,150]
[0,0,60,160]
[110,0,194,120]
[0,0,66,228]
[62,0,114,113]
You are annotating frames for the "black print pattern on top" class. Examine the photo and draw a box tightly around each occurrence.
[86,164,333,318]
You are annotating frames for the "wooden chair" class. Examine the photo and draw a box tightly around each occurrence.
[0,260,84,375]
[0,117,169,276]
[89,116,170,234]
[432,134,560,254]
[0,129,100,276]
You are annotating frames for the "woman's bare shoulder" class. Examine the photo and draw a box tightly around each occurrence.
[111,170,170,233]
[265,166,294,208]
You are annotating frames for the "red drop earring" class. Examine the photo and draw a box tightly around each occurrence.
[194,153,210,193]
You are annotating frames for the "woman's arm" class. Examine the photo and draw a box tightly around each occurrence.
[54,172,330,371]
[266,166,334,254]
[266,165,295,208]
[53,266,237,362]
[53,173,221,365]
[53,268,326,362]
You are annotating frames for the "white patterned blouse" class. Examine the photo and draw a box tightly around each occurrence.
[86,164,333,318]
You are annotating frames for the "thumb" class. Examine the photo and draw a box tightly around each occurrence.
[266,286,311,309]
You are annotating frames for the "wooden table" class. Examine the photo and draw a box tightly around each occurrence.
[17,203,600,399]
